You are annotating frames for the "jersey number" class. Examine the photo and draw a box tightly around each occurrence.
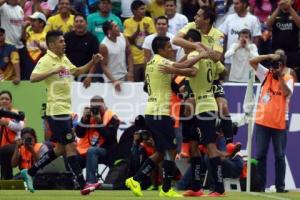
[146,74,152,95]
[206,68,213,92]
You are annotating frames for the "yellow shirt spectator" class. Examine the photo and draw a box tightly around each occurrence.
[45,14,74,33]
[0,44,20,81]
[25,26,47,62]
[32,50,77,115]
[147,0,165,19]
[124,17,156,64]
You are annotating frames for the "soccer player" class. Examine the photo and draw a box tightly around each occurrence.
[21,30,103,195]
[173,5,234,144]
[125,36,204,197]
[159,29,226,197]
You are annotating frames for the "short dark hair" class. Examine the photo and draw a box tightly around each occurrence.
[164,0,177,5]
[200,6,216,25]
[46,30,63,46]
[238,28,252,38]
[239,0,249,6]
[21,127,37,142]
[103,21,113,36]
[131,0,145,12]
[100,0,111,3]
[74,13,86,21]
[274,49,287,65]
[91,95,104,103]
[152,36,170,54]
[0,90,12,101]
[184,29,201,42]
[155,16,169,25]
[0,27,5,33]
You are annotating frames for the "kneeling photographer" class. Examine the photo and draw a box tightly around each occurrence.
[11,127,49,173]
[75,95,120,185]
[130,115,159,190]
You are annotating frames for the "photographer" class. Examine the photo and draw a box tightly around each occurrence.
[11,127,49,171]
[0,90,25,179]
[75,95,120,184]
[249,50,294,193]
[130,115,158,190]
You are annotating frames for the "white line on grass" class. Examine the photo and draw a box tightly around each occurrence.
[248,192,291,200]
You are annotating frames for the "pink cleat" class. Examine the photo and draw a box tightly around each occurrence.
[183,189,205,197]
[208,191,225,197]
[80,182,101,195]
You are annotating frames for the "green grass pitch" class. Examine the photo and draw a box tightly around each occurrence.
[1,190,300,200]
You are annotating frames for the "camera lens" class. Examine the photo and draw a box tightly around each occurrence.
[90,106,100,115]
[25,137,32,145]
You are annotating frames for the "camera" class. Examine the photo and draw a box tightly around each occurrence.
[24,137,32,146]
[90,106,100,116]
[271,61,281,69]
[0,109,25,121]
[137,130,152,141]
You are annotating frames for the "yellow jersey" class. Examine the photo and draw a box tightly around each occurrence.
[187,51,225,114]
[147,0,165,19]
[32,50,77,116]
[25,26,47,62]
[145,54,173,116]
[45,14,74,33]
[0,44,19,80]
[180,22,224,53]
[124,17,156,64]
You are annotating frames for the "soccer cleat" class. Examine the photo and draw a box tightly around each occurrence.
[208,191,225,197]
[183,189,204,197]
[80,182,101,195]
[125,177,143,197]
[159,188,183,197]
[21,169,35,193]
[146,185,157,190]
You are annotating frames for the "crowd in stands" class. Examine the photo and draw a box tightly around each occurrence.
[0,0,297,196]
[1,0,299,84]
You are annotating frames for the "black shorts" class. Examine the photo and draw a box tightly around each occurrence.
[183,80,194,100]
[145,115,176,152]
[195,111,218,145]
[46,115,75,145]
[182,117,200,142]
[212,80,226,98]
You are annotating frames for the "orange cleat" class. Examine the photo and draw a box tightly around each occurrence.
[183,189,205,197]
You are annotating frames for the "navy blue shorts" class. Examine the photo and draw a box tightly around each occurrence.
[184,80,194,99]
[46,115,75,145]
[213,80,226,98]
[145,115,177,152]
[195,111,218,145]
[182,117,200,142]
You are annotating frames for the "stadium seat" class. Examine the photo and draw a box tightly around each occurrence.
[223,178,241,192]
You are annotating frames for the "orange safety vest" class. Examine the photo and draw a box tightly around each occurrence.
[170,76,185,128]
[76,109,115,155]
[0,109,20,147]
[19,143,42,169]
[255,73,293,130]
